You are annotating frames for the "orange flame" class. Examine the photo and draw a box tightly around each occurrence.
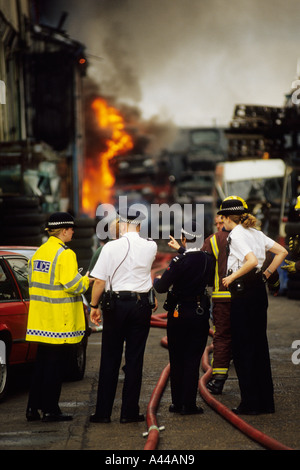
[82,98,134,216]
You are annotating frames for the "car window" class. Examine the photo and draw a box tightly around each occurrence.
[0,262,20,301]
[5,258,29,300]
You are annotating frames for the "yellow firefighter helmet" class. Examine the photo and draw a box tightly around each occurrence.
[294,196,300,211]
[223,195,249,210]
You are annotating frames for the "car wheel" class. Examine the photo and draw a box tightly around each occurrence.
[65,338,87,382]
[0,339,9,402]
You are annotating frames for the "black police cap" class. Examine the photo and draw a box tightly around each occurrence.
[217,199,248,216]
[117,208,146,225]
[46,212,75,229]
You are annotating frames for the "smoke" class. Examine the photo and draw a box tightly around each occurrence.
[38,0,300,130]
[82,77,177,163]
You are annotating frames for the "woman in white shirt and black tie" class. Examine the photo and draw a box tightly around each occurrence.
[219,197,287,416]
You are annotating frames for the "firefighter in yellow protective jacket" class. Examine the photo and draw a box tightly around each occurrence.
[26,212,92,423]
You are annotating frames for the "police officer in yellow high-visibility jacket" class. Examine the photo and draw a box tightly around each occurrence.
[26,212,91,423]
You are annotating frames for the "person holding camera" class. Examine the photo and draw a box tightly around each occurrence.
[219,197,287,415]
[89,209,157,424]
[154,221,214,415]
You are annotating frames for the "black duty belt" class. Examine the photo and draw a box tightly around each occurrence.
[112,291,149,300]
[229,268,263,298]
[239,268,262,283]
[177,295,202,303]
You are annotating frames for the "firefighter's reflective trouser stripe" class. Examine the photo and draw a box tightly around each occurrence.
[211,364,229,377]
[26,237,88,345]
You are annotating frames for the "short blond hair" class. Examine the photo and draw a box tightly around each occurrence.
[45,228,63,237]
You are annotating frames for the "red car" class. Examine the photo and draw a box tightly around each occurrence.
[0,250,36,401]
[0,248,89,402]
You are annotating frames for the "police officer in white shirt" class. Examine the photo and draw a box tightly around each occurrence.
[219,197,287,415]
[89,208,157,423]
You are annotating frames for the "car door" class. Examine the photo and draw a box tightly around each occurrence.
[0,255,31,364]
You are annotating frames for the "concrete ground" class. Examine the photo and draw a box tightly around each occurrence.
[0,293,299,455]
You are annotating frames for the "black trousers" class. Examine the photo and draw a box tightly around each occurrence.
[230,277,274,412]
[167,304,209,409]
[27,343,68,414]
[94,297,151,419]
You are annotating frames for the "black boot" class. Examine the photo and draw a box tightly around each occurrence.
[206,375,227,395]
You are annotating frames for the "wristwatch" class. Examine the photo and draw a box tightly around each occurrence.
[90,303,98,309]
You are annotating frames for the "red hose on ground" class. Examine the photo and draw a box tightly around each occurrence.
[144,314,169,450]
[146,316,294,451]
[199,343,294,451]
[150,312,167,328]
[144,363,170,450]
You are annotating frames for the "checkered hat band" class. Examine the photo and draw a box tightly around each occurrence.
[119,217,140,225]
[48,221,74,226]
[220,206,245,212]
[181,229,202,238]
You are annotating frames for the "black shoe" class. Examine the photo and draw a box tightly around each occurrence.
[232,405,259,416]
[26,408,41,422]
[260,407,275,414]
[120,414,145,423]
[42,412,73,422]
[169,404,181,413]
[90,414,111,423]
[180,405,204,415]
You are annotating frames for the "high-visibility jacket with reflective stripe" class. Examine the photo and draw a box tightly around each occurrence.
[202,231,231,301]
[26,236,89,344]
